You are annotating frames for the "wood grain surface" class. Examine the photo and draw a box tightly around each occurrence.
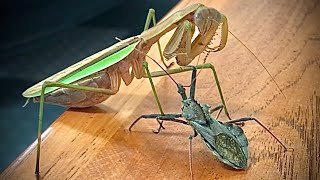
[2,0,320,179]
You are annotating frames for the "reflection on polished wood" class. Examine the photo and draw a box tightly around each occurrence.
[2,0,320,179]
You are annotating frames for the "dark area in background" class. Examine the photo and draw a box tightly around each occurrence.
[0,0,179,172]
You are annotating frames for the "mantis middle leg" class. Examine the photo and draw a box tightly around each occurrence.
[141,8,175,132]
[143,8,173,68]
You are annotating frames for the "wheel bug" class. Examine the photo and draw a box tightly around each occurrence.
[129,65,292,179]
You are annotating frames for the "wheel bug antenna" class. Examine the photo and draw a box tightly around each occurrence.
[183,71,201,89]
[228,31,286,99]
[115,37,179,86]
[195,54,204,83]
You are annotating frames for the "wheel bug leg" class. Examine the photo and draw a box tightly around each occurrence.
[189,135,194,180]
[128,113,187,132]
[227,117,293,151]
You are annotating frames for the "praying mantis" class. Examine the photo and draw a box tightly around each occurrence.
[21,3,283,176]
[22,3,231,175]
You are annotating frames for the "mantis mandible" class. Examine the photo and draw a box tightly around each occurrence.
[129,66,292,179]
[22,4,231,175]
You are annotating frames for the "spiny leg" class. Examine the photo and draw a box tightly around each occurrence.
[227,117,293,151]
[35,81,118,175]
[148,63,232,120]
[143,8,173,68]
[129,113,186,133]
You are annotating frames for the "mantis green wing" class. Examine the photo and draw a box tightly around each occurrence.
[23,37,141,98]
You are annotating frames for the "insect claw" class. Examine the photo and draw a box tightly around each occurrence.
[152,124,165,134]
[153,118,165,134]
[193,129,198,137]
[152,129,160,134]
[35,173,40,180]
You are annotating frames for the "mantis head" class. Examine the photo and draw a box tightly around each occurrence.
[193,6,228,52]
[194,6,221,35]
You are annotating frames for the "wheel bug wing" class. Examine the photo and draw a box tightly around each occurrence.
[190,116,249,169]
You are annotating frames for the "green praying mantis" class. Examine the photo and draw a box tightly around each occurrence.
[22,3,285,176]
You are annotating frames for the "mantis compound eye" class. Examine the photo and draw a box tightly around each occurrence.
[194,6,221,34]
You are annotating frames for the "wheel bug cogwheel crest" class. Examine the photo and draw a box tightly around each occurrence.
[182,99,206,120]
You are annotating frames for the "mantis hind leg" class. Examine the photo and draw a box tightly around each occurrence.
[35,81,119,175]
[143,8,173,68]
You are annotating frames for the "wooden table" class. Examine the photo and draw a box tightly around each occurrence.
[2,0,319,179]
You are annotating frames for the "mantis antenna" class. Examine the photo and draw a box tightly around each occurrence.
[210,17,286,99]
[228,30,286,99]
